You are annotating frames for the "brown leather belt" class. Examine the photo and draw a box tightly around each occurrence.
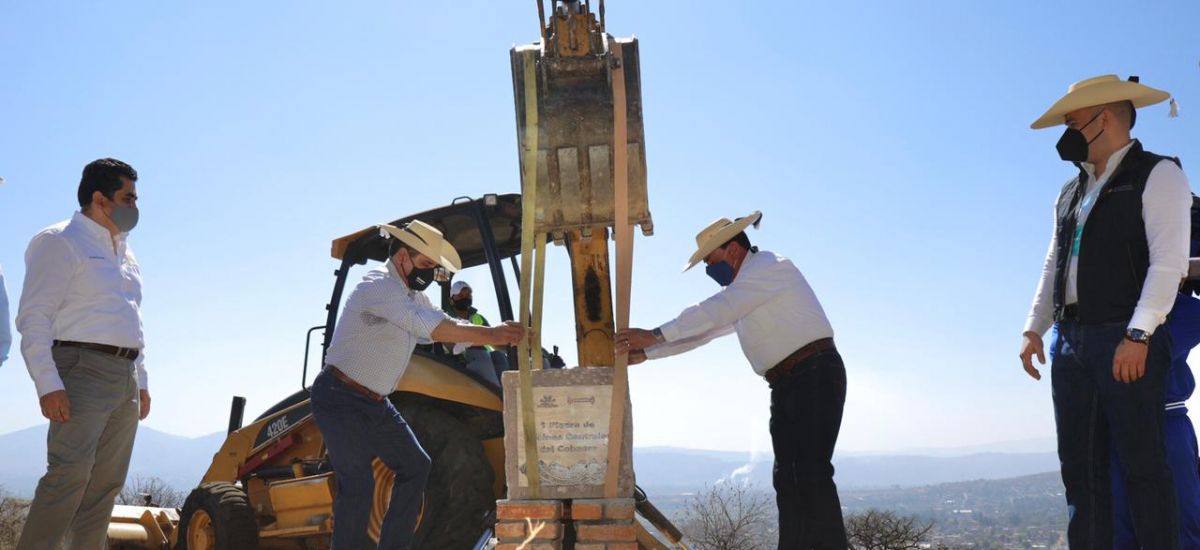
[326,366,385,402]
[53,340,140,361]
[764,338,836,386]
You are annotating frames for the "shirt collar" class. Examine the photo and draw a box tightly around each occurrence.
[71,211,123,245]
[1081,139,1137,182]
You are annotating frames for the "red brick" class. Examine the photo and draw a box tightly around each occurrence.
[570,498,636,521]
[496,499,563,520]
[604,499,636,520]
[495,543,561,550]
[495,519,563,542]
[576,522,638,542]
[495,521,526,539]
[570,501,604,520]
[574,542,638,550]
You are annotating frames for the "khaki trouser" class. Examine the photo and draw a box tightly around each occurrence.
[17,347,139,550]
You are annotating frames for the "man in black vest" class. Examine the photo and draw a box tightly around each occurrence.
[1019,75,1190,548]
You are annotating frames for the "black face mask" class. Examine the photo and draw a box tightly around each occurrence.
[452,297,472,310]
[1056,109,1105,163]
[404,261,437,291]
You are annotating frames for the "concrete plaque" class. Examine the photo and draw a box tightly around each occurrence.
[502,368,634,499]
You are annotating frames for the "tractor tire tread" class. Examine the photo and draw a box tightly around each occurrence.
[175,482,259,550]
[393,397,495,550]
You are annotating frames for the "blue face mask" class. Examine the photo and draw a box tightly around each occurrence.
[705,260,736,287]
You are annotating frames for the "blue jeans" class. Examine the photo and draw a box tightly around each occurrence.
[1111,293,1200,549]
[311,370,431,549]
[1051,321,1178,549]
[1112,409,1200,549]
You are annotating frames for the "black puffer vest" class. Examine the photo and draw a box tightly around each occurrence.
[1052,140,1181,324]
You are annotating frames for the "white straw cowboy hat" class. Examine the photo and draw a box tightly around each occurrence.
[1031,74,1171,129]
[378,220,463,273]
[683,211,763,272]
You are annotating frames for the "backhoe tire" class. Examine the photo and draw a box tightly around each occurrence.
[392,398,495,550]
[176,482,258,550]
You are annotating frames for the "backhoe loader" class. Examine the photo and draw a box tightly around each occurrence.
[106,194,680,549]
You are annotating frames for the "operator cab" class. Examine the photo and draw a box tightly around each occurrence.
[326,194,563,392]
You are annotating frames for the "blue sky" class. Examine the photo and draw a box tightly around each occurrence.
[1,1,1198,454]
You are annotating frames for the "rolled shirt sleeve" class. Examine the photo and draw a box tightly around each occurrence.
[16,233,77,397]
[1129,160,1191,334]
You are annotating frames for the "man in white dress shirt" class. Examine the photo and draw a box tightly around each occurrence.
[16,158,150,550]
[617,212,848,549]
[1019,75,1188,548]
[311,220,524,549]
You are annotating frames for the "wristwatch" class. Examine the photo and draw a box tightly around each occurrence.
[651,327,667,344]
[1124,328,1151,345]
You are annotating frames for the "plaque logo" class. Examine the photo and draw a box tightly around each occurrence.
[537,395,560,408]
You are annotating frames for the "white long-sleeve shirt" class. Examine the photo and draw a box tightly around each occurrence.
[0,264,11,366]
[323,261,462,396]
[1025,140,1191,336]
[16,212,147,397]
[645,250,835,376]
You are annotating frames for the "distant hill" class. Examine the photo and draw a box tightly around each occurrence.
[0,426,1057,498]
[0,425,224,497]
[633,446,1059,495]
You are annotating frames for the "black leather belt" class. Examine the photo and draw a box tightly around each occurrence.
[53,340,140,361]
[764,338,836,385]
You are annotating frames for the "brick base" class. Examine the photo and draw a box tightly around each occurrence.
[568,498,636,521]
[495,518,565,543]
[496,543,564,550]
[575,543,638,550]
[496,499,564,521]
[497,498,638,550]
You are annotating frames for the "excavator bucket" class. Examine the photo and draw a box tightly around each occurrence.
[510,0,652,240]
[106,504,179,549]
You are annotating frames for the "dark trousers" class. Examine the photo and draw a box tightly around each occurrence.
[311,370,431,549]
[769,349,849,550]
[1051,321,1178,549]
[1112,409,1200,549]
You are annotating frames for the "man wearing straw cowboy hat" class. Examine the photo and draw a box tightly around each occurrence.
[1019,74,1189,548]
[311,220,524,549]
[617,212,848,549]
